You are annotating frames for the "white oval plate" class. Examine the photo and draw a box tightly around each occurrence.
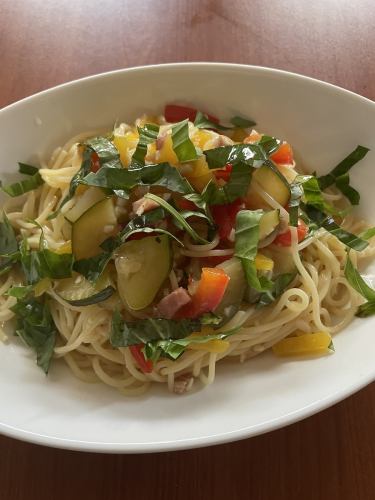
[0,64,374,453]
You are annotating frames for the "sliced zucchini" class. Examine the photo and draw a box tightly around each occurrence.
[65,187,106,223]
[246,164,290,209]
[72,198,117,260]
[55,272,114,306]
[115,234,171,310]
[259,210,280,240]
[215,257,246,317]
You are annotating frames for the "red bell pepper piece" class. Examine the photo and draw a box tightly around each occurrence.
[164,104,219,124]
[129,344,153,373]
[176,268,230,319]
[270,143,294,165]
[213,164,233,182]
[274,219,308,246]
[211,198,243,240]
[90,152,101,173]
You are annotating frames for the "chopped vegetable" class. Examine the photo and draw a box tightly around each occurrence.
[171,119,199,163]
[129,345,153,373]
[272,331,333,357]
[274,219,308,246]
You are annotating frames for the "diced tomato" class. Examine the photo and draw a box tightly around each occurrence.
[273,219,308,246]
[176,268,230,319]
[213,164,232,182]
[129,344,153,373]
[164,104,219,124]
[270,143,294,165]
[176,198,197,211]
[90,152,101,173]
[211,198,243,240]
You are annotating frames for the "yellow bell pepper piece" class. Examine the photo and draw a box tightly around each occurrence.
[55,241,72,254]
[255,253,274,271]
[184,156,214,192]
[192,129,213,149]
[188,329,230,353]
[34,278,52,297]
[157,135,179,165]
[272,331,333,357]
[113,131,139,167]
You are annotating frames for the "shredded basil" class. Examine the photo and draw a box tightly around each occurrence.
[18,163,39,176]
[171,119,199,162]
[257,273,296,308]
[194,111,231,131]
[344,253,375,317]
[132,124,159,165]
[1,171,44,197]
[302,204,368,251]
[11,296,57,374]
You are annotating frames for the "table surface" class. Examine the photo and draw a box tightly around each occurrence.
[1,0,375,498]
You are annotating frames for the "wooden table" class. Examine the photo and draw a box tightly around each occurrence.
[1,1,375,498]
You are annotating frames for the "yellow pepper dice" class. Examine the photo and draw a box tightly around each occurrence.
[184,156,214,192]
[157,135,179,165]
[272,331,333,357]
[231,128,248,143]
[188,330,230,354]
[192,129,212,149]
[255,253,274,271]
[55,241,72,254]
[113,131,139,167]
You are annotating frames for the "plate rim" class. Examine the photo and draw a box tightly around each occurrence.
[0,62,374,453]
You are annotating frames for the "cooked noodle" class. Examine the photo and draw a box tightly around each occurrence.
[1,119,374,396]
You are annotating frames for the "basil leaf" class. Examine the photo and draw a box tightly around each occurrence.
[144,326,239,361]
[11,296,57,374]
[63,285,115,306]
[171,119,198,162]
[235,209,268,291]
[18,163,39,176]
[132,124,159,165]
[318,145,370,190]
[185,163,252,212]
[0,213,18,256]
[357,300,375,317]
[335,173,360,205]
[1,171,44,197]
[73,251,112,283]
[20,239,73,285]
[288,181,304,226]
[302,204,368,251]
[204,144,266,169]
[144,193,209,244]
[359,227,375,240]
[257,273,296,308]
[194,111,231,131]
[80,162,193,195]
[230,116,256,128]
[199,312,222,326]
[85,136,120,166]
[344,254,375,301]
[5,285,34,299]
[110,311,201,347]
[258,136,282,156]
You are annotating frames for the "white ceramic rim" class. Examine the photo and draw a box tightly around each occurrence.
[0,63,374,454]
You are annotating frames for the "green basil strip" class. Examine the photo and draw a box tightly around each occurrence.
[144,193,209,244]
[144,326,240,362]
[359,227,375,240]
[230,116,256,128]
[11,296,57,374]
[110,311,201,347]
[257,273,296,308]
[357,301,375,317]
[194,111,231,131]
[171,119,199,162]
[63,285,115,306]
[5,285,34,299]
[318,145,369,190]
[335,173,360,205]
[344,253,375,318]
[1,172,44,197]
[234,209,268,291]
[18,163,39,176]
[73,251,112,283]
[0,213,18,256]
[302,204,368,251]
[132,124,160,165]
[85,136,120,166]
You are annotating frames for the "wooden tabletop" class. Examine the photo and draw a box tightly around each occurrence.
[1,0,375,498]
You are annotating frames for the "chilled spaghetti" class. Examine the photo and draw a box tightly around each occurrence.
[0,104,374,395]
